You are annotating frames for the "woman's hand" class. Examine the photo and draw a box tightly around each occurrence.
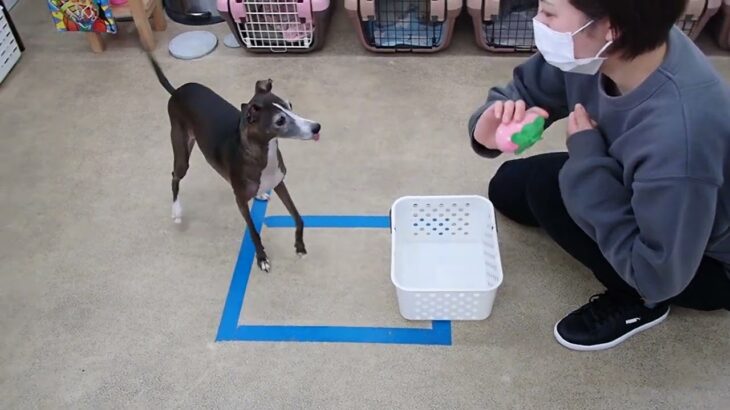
[474,100,549,150]
[567,104,597,140]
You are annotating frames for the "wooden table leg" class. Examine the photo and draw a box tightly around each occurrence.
[129,0,155,51]
[86,32,105,53]
[151,0,167,32]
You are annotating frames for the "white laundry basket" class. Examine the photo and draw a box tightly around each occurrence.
[390,195,504,321]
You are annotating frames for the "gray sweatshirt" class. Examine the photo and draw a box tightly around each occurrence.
[468,27,730,304]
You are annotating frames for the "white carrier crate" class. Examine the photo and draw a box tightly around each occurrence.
[218,0,332,53]
[390,195,504,321]
[0,5,21,84]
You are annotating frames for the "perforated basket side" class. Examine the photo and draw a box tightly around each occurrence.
[391,195,493,241]
[397,289,497,320]
[391,195,503,321]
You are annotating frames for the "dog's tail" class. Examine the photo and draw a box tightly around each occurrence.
[147,53,176,95]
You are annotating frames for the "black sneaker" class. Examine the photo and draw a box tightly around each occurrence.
[554,291,670,351]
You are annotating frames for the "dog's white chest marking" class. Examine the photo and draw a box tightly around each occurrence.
[257,139,285,197]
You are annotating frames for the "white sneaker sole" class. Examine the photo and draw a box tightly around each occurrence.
[553,307,670,352]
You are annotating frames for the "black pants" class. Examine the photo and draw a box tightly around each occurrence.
[488,152,730,311]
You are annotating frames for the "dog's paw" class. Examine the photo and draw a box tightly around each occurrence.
[257,257,271,272]
[172,200,183,224]
[296,245,307,258]
[255,193,270,201]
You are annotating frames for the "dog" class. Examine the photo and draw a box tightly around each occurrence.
[147,54,320,272]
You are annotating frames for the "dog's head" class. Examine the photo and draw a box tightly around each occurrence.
[240,79,320,143]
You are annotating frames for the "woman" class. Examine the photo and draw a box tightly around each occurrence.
[469,0,730,351]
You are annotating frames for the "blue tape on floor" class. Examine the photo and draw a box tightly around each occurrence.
[265,215,390,229]
[216,199,452,345]
[216,199,268,342]
[224,322,451,345]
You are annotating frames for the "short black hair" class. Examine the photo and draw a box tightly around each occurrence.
[569,0,688,59]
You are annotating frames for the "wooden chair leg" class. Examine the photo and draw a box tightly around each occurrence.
[86,32,105,53]
[129,0,155,51]
[151,0,167,32]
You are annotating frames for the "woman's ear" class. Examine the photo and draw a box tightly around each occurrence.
[606,23,617,43]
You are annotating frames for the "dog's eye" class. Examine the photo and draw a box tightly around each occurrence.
[275,117,286,127]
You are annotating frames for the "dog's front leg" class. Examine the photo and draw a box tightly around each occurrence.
[274,181,306,257]
[234,191,271,272]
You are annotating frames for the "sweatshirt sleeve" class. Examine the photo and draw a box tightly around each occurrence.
[558,129,720,303]
[468,53,570,158]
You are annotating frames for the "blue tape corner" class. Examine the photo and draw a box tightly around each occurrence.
[215,199,452,346]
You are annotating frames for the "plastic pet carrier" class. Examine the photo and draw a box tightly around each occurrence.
[345,0,463,53]
[676,0,722,39]
[468,0,721,53]
[467,0,538,52]
[0,4,21,84]
[218,0,332,53]
[709,0,730,49]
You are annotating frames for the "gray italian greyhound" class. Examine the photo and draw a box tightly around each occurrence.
[147,55,320,272]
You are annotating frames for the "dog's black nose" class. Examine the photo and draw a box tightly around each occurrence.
[311,123,321,134]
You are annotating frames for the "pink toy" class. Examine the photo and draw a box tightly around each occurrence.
[495,112,545,154]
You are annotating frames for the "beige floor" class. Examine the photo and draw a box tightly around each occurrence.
[2,2,730,409]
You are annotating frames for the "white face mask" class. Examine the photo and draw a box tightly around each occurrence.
[532,18,613,75]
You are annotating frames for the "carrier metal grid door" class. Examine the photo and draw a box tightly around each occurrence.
[484,0,537,51]
[363,0,445,49]
[238,0,314,51]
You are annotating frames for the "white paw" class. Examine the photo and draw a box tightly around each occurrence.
[297,252,307,259]
[258,259,271,272]
[172,200,183,223]
[256,192,270,201]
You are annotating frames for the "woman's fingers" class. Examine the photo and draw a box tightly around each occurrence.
[529,106,550,119]
[502,100,515,123]
[567,111,577,135]
[514,100,526,122]
[574,104,593,129]
[492,100,550,123]
[493,101,504,119]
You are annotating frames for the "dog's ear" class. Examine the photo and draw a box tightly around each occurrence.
[255,79,272,94]
[244,103,262,124]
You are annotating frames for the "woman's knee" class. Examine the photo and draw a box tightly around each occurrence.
[524,154,569,217]
[488,159,540,227]
[488,160,523,208]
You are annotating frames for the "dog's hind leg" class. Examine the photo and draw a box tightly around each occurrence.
[274,181,306,257]
[170,122,194,224]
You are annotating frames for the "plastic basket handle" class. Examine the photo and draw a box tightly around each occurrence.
[360,0,375,21]
[431,0,445,22]
[482,0,500,21]
[297,0,313,23]
[228,0,247,23]
[683,0,706,20]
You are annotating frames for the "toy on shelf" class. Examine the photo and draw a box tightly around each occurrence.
[47,0,118,33]
[495,112,545,154]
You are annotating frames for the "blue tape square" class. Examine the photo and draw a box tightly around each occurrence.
[215,199,452,345]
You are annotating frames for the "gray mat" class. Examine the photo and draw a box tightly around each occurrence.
[168,31,218,60]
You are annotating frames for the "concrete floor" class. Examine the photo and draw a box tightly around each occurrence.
[2,2,730,409]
